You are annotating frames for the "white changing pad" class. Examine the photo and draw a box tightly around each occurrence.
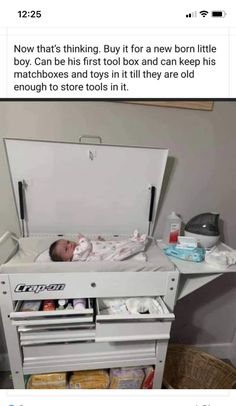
[4,235,174,273]
[35,248,52,263]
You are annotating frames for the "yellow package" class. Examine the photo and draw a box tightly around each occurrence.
[27,372,67,389]
[27,381,67,389]
[69,369,109,389]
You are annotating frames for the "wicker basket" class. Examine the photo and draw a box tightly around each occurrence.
[163,344,236,389]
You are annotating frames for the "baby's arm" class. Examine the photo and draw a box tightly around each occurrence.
[73,235,93,261]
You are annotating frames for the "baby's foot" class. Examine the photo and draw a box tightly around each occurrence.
[131,229,139,241]
[139,234,147,243]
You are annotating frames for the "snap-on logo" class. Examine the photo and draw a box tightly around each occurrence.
[14,283,65,294]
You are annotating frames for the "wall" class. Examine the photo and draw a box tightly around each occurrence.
[0,101,236,366]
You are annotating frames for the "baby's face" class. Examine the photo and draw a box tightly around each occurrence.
[55,239,77,261]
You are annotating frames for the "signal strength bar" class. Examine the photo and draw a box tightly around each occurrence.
[186,11,197,18]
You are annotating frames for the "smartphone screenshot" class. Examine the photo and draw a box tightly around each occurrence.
[0,1,236,406]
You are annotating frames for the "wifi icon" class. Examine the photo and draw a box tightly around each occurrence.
[199,10,209,17]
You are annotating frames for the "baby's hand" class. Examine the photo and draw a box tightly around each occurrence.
[77,233,85,242]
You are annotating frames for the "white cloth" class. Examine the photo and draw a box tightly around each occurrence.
[99,297,164,315]
[205,246,236,269]
[99,298,129,314]
[72,231,147,262]
[126,297,164,314]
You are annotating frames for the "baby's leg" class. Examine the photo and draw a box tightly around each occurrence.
[104,240,146,261]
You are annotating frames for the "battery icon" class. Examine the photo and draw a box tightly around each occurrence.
[211,11,226,17]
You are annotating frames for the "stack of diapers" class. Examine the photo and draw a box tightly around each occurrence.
[109,367,144,389]
[27,367,155,389]
[27,372,67,389]
[69,370,110,389]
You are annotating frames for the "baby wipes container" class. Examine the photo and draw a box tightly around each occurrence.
[163,212,181,244]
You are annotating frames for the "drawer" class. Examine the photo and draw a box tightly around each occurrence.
[19,325,95,346]
[10,299,94,327]
[22,340,157,374]
[95,297,175,342]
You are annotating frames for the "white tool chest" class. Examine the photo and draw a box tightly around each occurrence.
[0,139,179,389]
[0,267,178,388]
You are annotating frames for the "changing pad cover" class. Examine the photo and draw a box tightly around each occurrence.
[3,235,174,273]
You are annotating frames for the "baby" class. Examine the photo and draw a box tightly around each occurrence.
[49,231,147,262]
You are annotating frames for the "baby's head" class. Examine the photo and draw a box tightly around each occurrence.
[49,239,77,262]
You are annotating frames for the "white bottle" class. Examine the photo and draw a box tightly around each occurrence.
[57,299,68,310]
[73,298,86,310]
[163,212,181,244]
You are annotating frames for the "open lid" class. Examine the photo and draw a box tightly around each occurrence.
[5,139,168,236]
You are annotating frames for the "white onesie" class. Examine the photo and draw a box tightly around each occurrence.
[72,231,147,262]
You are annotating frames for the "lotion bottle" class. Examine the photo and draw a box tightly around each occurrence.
[163,212,181,244]
[73,298,86,310]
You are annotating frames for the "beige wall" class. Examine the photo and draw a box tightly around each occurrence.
[0,101,236,365]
